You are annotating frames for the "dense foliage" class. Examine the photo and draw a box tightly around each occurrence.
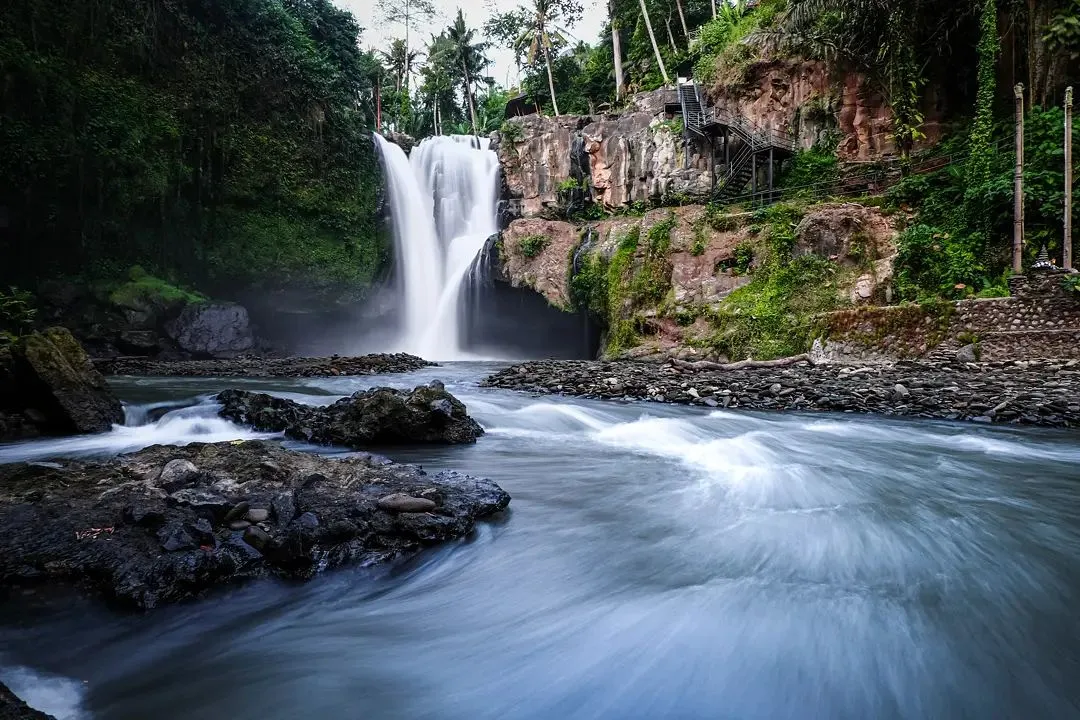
[0,0,387,297]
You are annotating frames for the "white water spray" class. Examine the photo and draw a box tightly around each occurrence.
[373,134,500,360]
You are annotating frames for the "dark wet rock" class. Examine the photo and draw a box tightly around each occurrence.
[155,459,199,491]
[0,680,55,720]
[96,353,432,378]
[0,327,124,441]
[217,381,484,447]
[245,508,269,523]
[164,303,254,358]
[482,359,1080,428]
[0,441,510,609]
[377,494,438,513]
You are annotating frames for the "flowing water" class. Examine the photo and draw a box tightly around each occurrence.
[374,136,500,360]
[2,364,1080,719]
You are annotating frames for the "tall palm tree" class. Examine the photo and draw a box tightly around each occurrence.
[638,0,671,85]
[608,0,625,101]
[514,0,574,116]
[446,9,491,134]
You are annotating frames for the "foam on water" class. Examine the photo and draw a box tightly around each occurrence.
[0,665,88,720]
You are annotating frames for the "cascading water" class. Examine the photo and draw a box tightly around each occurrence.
[373,134,499,360]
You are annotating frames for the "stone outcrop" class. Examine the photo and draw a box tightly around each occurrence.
[165,303,254,357]
[708,59,943,160]
[794,203,898,303]
[217,381,484,447]
[0,441,510,609]
[495,89,711,217]
[0,327,124,441]
[500,219,582,309]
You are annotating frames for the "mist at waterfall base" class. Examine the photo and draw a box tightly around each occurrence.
[361,134,594,361]
[2,365,1080,719]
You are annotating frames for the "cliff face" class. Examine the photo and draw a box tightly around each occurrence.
[495,89,712,218]
[708,59,943,161]
[499,203,899,359]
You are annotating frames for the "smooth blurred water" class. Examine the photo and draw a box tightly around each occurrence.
[2,363,1079,720]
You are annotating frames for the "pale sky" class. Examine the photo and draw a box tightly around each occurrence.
[339,0,607,89]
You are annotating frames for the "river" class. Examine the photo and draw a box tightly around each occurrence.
[1,363,1079,719]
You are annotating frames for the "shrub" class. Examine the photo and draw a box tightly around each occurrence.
[520,235,550,258]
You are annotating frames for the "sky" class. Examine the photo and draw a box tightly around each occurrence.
[339,0,607,89]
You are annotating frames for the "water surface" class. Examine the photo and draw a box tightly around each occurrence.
[2,363,1079,719]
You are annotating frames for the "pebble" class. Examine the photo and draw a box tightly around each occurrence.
[377,494,438,513]
[245,508,269,523]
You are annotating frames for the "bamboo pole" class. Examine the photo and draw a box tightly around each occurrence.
[1066,86,1074,271]
[1013,84,1025,275]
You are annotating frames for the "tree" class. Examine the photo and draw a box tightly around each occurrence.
[376,0,437,94]
[609,0,626,100]
[638,0,672,85]
[445,10,492,133]
[487,0,583,116]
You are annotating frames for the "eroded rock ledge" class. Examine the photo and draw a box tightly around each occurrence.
[96,352,431,378]
[0,441,510,609]
[218,381,484,446]
[484,359,1080,427]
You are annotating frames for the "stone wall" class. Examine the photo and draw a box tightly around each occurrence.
[822,274,1080,361]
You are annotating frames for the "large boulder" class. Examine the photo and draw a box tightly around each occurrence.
[0,441,510,609]
[217,381,484,447]
[0,327,123,441]
[165,303,254,358]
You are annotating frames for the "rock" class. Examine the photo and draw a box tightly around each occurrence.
[956,344,980,364]
[115,329,160,356]
[0,679,56,720]
[0,327,123,441]
[377,494,438,513]
[893,384,911,399]
[222,501,251,524]
[217,383,485,448]
[242,525,271,552]
[164,303,254,358]
[245,508,269,523]
[0,441,510,609]
[156,459,200,491]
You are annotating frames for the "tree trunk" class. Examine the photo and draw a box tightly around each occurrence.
[543,44,561,116]
[666,14,677,53]
[1066,86,1074,270]
[1014,83,1025,274]
[711,0,717,19]
[674,0,689,42]
[638,0,671,86]
[609,0,625,101]
[463,61,479,133]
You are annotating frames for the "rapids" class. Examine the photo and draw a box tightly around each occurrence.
[1,363,1079,719]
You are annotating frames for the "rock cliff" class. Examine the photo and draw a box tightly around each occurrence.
[495,89,712,218]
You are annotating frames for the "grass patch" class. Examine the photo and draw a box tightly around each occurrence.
[107,265,206,310]
[520,234,550,258]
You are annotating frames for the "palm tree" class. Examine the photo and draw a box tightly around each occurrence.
[638,0,671,85]
[514,0,575,116]
[445,10,491,134]
[381,39,417,94]
[608,0,625,101]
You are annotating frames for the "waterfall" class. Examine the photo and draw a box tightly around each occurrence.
[373,134,499,360]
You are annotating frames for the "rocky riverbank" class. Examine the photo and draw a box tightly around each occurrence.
[0,441,510,610]
[96,352,431,378]
[484,359,1080,427]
